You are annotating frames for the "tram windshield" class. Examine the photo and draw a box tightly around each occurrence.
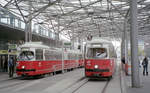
[18,51,34,61]
[87,48,107,59]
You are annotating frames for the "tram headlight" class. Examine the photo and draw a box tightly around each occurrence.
[22,66,25,69]
[94,65,98,69]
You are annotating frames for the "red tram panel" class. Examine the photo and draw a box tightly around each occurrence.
[85,59,115,77]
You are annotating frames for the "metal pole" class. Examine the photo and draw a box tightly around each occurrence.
[72,28,75,49]
[7,49,10,74]
[124,19,128,74]
[62,41,64,73]
[130,0,140,87]
[121,32,125,59]
[25,23,28,42]
[28,21,32,42]
[28,1,32,42]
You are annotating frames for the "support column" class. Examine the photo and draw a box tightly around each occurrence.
[62,41,64,73]
[28,1,32,42]
[72,29,75,49]
[25,22,28,42]
[121,32,125,59]
[124,19,128,75]
[130,0,140,87]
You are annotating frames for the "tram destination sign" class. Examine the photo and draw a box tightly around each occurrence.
[64,42,72,48]
[64,42,71,46]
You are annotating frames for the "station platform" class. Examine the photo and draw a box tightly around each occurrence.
[122,65,150,93]
[0,72,17,81]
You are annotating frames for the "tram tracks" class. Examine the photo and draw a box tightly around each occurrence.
[64,77,87,90]
[71,79,88,93]
[62,77,111,93]
[101,79,110,93]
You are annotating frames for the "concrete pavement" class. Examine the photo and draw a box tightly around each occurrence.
[123,64,150,93]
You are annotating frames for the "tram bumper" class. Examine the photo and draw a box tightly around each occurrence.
[16,69,36,76]
[85,69,111,77]
[85,69,109,72]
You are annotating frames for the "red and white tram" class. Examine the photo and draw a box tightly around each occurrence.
[84,38,117,79]
[16,42,83,77]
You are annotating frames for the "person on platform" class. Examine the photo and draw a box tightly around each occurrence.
[8,57,14,77]
[121,56,125,64]
[142,56,149,76]
[4,58,7,72]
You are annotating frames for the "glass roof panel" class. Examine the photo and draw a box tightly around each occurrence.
[0,0,150,41]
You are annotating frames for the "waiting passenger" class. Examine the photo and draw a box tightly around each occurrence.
[8,57,14,77]
[4,59,7,72]
[121,57,125,64]
[142,56,149,76]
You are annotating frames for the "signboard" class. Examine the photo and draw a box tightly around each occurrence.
[64,42,72,48]
[21,48,29,51]
[0,50,8,54]
[0,50,18,55]
[8,44,17,49]
[64,42,71,46]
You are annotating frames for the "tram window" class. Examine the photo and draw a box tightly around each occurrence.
[68,53,71,60]
[55,53,59,60]
[58,53,62,60]
[76,54,78,59]
[109,47,116,58]
[53,52,57,60]
[64,53,68,60]
[68,53,74,60]
[18,51,34,61]
[71,54,74,60]
[87,48,107,59]
[79,55,82,60]
[52,51,61,60]
[72,53,75,60]
[51,51,56,60]
[36,49,43,60]
[45,50,52,60]
[87,48,94,58]
[55,52,59,60]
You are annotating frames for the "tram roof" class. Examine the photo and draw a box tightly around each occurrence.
[86,37,112,44]
[19,42,50,49]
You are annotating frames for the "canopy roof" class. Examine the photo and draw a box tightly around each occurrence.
[0,0,150,42]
